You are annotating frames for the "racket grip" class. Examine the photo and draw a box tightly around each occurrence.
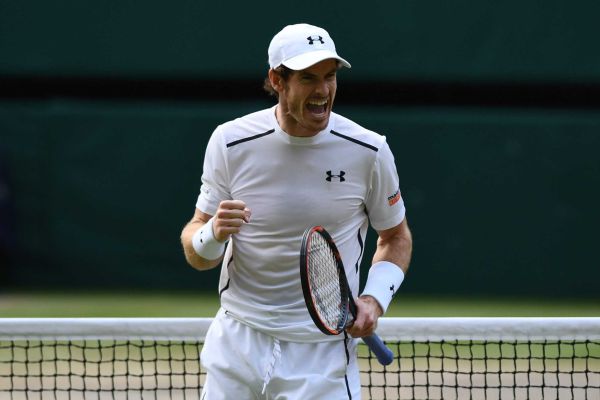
[362,334,394,365]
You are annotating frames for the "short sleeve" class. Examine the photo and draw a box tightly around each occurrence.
[365,139,406,231]
[195,126,231,216]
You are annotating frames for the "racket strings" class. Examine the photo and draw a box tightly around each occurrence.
[307,234,346,332]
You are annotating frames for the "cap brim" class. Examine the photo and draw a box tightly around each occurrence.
[282,50,351,70]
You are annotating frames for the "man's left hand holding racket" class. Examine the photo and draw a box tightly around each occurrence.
[346,294,384,338]
[300,226,394,365]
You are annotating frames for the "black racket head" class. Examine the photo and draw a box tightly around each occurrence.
[300,226,350,335]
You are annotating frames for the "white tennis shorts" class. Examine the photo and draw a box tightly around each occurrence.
[200,308,361,400]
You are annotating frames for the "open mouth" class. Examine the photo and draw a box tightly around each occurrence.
[306,99,328,115]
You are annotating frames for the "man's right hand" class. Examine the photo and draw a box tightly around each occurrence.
[212,200,252,242]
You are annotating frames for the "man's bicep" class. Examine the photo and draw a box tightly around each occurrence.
[377,218,410,242]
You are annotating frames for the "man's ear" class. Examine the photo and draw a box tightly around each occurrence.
[268,69,284,93]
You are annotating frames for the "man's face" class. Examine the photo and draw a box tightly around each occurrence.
[276,59,338,137]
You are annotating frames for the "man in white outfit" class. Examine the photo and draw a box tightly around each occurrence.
[180,23,413,399]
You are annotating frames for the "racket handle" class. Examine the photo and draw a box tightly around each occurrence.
[362,334,394,365]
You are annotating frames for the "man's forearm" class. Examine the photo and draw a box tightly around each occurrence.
[180,220,223,271]
[372,218,412,273]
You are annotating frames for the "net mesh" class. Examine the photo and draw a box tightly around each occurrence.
[1,339,201,400]
[360,339,600,400]
[1,318,599,400]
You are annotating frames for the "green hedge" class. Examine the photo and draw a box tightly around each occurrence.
[2,1,600,83]
[1,101,599,296]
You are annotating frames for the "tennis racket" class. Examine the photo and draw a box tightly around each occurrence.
[299,225,394,365]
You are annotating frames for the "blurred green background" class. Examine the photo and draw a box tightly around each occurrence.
[1,1,599,316]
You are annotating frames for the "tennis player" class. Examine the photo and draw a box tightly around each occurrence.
[181,23,413,399]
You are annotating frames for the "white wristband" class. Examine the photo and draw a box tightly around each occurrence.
[360,261,405,314]
[191,218,227,260]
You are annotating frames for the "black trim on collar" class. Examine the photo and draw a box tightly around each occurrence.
[330,130,378,152]
[226,129,275,148]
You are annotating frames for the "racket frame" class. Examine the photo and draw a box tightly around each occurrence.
[300,226,350,335]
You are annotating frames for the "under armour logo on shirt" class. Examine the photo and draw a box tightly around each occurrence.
[307,35,324,45]
[326,171,346,182]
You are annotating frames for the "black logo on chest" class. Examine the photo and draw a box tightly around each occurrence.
[326,170,346,182]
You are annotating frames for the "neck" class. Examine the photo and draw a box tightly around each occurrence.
[275,105,321,137]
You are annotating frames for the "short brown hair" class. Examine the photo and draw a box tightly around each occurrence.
[263,65,294,98]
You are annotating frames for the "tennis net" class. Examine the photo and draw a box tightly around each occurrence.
[1,317,599,399]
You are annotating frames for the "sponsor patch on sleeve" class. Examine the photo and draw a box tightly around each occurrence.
[387,188,401,206]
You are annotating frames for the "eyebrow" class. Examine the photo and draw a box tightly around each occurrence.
[299,68,338,78]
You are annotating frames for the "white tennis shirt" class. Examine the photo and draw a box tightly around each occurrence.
[196,105,405,342]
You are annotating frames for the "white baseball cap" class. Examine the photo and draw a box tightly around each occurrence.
[268,23,351,70]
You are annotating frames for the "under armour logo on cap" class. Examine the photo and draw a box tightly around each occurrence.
[268,23,351,70]
[307,35,324,45]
